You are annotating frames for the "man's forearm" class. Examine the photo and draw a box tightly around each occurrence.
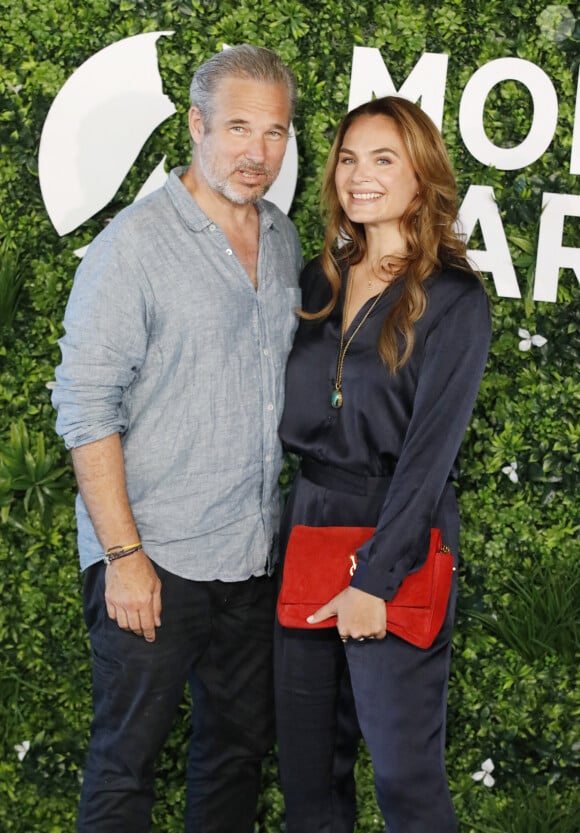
[71,433,161,641]
[71,433,140,552]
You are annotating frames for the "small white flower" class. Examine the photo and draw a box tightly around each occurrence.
[502,461,518,483]
[518,328,547,351]
[472,757,495,787]
[14,741,30,761]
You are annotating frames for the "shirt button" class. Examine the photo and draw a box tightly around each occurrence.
[265,454,272,463]
[209,224,216,232]
[226,248,233,256]
[266,403,274,412]
[263,348,269,356]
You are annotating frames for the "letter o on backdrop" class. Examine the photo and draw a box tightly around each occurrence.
[459,57,559,170]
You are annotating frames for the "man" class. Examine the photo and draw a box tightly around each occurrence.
[52,44,302,833]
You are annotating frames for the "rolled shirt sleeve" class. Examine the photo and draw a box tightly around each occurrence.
[53,239,151,449]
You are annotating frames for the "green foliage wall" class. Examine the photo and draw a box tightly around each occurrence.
[1,1,578,830]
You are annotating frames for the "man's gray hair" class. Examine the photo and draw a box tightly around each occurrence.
[189,44,297,125]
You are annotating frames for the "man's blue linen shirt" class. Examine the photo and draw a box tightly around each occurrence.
[52,168,302,579]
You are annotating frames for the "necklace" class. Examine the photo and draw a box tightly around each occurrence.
[331,273,387,409]
[365,267,380,288]
[362,260,394,287]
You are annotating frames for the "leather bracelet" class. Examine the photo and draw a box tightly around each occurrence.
[103,543,143,565]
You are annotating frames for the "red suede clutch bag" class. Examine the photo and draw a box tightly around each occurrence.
[277,525,455,649]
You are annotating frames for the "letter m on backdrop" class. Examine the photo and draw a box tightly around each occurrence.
[348,47,449,128]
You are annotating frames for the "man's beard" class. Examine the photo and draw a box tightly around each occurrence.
[198,146,275,205]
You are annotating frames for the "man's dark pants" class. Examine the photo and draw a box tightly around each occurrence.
[78,561,276,833]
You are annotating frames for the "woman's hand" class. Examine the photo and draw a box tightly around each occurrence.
[307,586,387,641]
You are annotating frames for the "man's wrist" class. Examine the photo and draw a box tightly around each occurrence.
[103,542,143,565]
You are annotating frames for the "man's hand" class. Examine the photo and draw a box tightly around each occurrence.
[105,551,162,642]
[307,586,387,641]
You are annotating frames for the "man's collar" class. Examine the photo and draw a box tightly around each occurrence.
[166,166,276,232]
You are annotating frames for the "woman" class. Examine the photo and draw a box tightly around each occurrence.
[274,96,491,833]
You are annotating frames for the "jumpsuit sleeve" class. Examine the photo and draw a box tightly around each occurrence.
[350,278,492,600]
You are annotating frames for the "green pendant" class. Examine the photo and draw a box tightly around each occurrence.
[331,389,343,409]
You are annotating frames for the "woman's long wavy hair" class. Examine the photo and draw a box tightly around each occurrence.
[310,96,472,373]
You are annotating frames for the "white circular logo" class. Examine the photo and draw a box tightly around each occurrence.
[39,33,298,246]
